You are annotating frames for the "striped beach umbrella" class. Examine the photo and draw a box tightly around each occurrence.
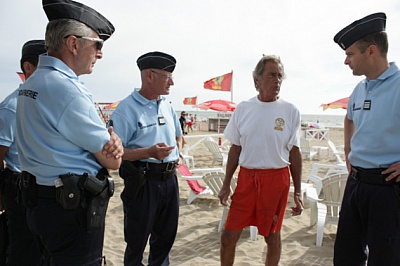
[321,97,349,111]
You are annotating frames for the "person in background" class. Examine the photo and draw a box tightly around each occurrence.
[179,111,187,135]
[333,12,400,265]
[0,39,45,266]
[185,113,193,133]
[110,51,183,266]
[218,55,303,266]
[15,0,123,264]
[193,114,198,131]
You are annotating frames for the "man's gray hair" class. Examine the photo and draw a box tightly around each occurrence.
[45,19,93,52]
[252,55,285,89]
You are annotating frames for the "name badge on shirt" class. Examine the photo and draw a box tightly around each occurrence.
[158,116,165,125]
[363,100,371,110]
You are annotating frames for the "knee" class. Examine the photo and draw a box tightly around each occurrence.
[221,230,239,248]
[264,232,281,247]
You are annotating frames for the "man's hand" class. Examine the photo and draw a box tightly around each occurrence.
[291,192,304,216]
[383,161,400,182]
[149,143,174,161]
[218,184,231,206]
[102,126,124,159]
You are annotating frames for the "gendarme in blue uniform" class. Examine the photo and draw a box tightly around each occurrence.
[16,55,110,186]
[112,51,181,266]
[333,12,400,265]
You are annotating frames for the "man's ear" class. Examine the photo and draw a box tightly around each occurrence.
[22,61,35,78]
[367,44,378,56]
[64,35,79,55]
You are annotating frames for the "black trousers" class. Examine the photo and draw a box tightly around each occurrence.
[2,170,40,265]
[334,176,400,265]
[122,174,179,266]
[27,197,105,265]
[0,212,8,266]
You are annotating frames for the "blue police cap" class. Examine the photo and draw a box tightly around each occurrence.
[21,40,46,61]
[334,12,386,50]
[42,0,115,41]
[137,51,176,73]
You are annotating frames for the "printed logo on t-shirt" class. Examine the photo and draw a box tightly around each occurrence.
[274,118,285,131]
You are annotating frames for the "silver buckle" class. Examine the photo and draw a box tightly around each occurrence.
[165,162,175,171]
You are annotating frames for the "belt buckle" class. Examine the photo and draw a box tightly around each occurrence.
[350,167,358,180]
[165,162,175,171]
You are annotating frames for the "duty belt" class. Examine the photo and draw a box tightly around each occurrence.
[132,161,177,180]
[132,161,178,171]
[351,166,395,186]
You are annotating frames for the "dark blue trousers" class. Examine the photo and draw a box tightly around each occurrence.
[3,181,39,266]
[27,197,105,265]
[334,176,400,265]
[122,175,179,266]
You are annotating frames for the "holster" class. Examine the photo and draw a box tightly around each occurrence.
[56,169,114,231]
[119,161,146,201]
[86,176,114,231]
[56,173,83,210]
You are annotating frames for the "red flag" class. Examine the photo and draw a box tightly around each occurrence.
[183,96,197,105]
[17,72,25,82]
[203,72,232,92]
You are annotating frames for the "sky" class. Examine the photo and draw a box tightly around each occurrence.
[1,0,400,116]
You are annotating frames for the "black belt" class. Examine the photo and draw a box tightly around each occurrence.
[37,184,57,198]
[132,161,178,172]
[351,166,395,186]
[131,161,177,180]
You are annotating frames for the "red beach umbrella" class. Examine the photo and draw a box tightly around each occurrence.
[321,97,349,111]
[103,101,121,110]
[194,99,237,112]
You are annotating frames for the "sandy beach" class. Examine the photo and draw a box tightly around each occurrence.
[103,125,344,265]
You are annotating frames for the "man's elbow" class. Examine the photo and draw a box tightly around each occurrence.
[103,158,122,170]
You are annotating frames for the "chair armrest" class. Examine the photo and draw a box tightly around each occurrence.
[190,168,224,173]
[181,175,203,180]
[306,187,319,202]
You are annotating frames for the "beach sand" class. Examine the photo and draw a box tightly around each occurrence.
[103,126,344,265]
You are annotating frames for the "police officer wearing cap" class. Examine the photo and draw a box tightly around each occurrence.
[333,12,400,265]
[110,51,183,266]
[15,0,123,264]
[0,39,45,266]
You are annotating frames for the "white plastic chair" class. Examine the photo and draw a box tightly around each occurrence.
[204,137,229,166]
[300,137,318,161]
[177,164,224,204]
[307,163,348,195]
[327,140,346,165]
[202,172,258,241]
[306,173,348,246]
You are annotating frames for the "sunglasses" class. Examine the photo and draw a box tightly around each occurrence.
[64,35,104,50]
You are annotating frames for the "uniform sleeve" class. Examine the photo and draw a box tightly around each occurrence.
[57,95,110,153]
[0,108,15,147]
[110,111,135,148]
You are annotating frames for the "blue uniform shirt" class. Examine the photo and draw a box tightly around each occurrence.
[0,87,20,172]
[16,55,110,186]
[347,62,400,168]
[110,88,182,163]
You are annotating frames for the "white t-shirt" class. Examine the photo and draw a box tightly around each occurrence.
[224,96,300,169]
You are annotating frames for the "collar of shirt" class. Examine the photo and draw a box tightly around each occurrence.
[131,88,166,106]
[38,54,78,80]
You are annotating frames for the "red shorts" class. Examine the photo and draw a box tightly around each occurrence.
[224,166,290,236]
